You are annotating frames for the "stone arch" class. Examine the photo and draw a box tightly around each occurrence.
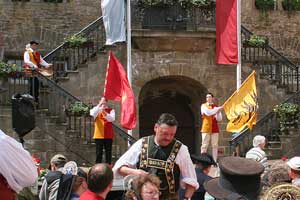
[138,75,208,154]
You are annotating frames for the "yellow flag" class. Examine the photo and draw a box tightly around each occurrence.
[223,71,258,132]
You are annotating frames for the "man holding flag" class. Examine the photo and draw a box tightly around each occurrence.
[200,93,223,162]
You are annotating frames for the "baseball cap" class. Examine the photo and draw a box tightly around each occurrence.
[287,157,300,171]
[50,154,67,164]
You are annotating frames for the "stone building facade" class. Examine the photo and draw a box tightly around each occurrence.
[0,0,299,163]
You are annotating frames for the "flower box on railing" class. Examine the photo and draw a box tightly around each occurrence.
[0,62,24,78]
[63,35,93,48]
[242,35,268,48]
[255,0,276,11]
[65,101,91,117]
[282,0,300,11]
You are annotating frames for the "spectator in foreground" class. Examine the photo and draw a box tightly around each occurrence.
[125,174,161,200]
[287,156,300,186]
[0,129,38,199]
[246,135,269,169]
[79,163,113,200]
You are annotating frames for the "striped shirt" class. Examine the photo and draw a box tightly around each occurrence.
[246,147,268,169]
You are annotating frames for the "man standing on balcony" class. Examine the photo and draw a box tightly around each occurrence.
[200,93,223,162]
[113,113,198,200]
[90,97,115,165]
[23,41,52,103]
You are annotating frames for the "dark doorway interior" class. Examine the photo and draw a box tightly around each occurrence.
[139,92,195,153]
[138,76,207,154]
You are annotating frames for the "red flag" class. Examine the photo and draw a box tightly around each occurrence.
[216,0,238,64]
[103,51,137,130]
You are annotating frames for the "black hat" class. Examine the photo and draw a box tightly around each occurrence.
[204,156,264,200]
[191,153,217,166]
[30,41,39,45]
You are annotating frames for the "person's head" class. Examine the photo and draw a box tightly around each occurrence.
[99,97,108,109]
[71,167,89,196]
[206,93,214,104]
[287,157,300,179]
[88,163,113,195]
[49,154,67,171]
[29,41,39,51]
[191,153,217,175]
[126,174,160,200]
[253,135,266,149]
[154,113,178,147]
[262,160,291,187]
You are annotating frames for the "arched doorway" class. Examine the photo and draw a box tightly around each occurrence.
[139,76,207,154]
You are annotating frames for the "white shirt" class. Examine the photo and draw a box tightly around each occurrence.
[246,147,268,169]
[23,48,50,69]
[89,104,115,122]
[0,129,38,192]
[113,138,199,190]
[201,104,222,121]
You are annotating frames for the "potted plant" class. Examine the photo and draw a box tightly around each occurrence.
[273,102,300,133]
[255,0,276,11]
[282,0,300,11]
[64,35,93,48]
[243,35,268,47]
[66,101,91,116]
[0,62,23,78]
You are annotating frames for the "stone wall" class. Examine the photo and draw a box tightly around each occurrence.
[0,0,101,56]
[242,0,300,61]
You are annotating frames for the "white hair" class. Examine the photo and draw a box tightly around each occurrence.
[25,43,31,50]
[253,135,266,147]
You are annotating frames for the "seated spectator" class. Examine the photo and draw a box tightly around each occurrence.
[0,129,38,200]
[125,174,160,200]
[79,163,113,200]
[204,156,264,200]
[246,135,268,169]
[39,154,67,200]
[287,156,300,186]
[179,153,216,200]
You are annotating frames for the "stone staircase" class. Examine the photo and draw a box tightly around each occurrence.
[229,26,300,159]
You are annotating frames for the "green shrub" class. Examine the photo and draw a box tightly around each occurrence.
[255,0,275,11]
[243,35,268,47]
[64,35,88,47]
[282,0,300,11]
[66,101,91,116]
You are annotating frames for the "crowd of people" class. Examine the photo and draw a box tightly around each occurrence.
[1,85,300,200]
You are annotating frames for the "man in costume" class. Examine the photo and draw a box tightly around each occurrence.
[23,41,52,103]
[113,113,198,200]
[90,97,115,164]
[200,93,222,162]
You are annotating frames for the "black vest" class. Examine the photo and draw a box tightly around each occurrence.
[138,135,182,193]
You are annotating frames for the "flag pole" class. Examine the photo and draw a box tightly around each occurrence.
[237,0,242,90]
[127,0,133,142]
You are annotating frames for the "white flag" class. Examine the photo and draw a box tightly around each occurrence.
[101,0,126,45]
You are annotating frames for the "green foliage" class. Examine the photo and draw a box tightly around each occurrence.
[139,0,215,8]
[243,35,268,47]
[255,0,275,11]
[273,102,300,132]
[64,35,88,47]
[282,0,300,11]
[66,101,91,116]
[0,61,23,77]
